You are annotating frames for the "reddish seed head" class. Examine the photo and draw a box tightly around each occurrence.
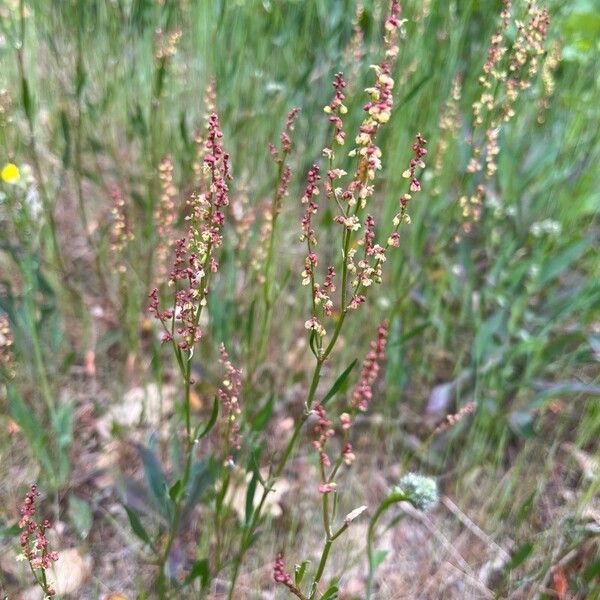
[351,322,388,412]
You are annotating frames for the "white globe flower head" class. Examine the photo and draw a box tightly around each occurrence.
[397,473,438,510]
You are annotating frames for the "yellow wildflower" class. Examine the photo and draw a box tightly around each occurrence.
[1,162,20,184]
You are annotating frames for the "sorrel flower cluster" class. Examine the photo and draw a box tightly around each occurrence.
[254,108,301,283]
[0,314,15,380]
[148,112,231,350]
[299,2,420,347]
[462,0,549,233]
[323,72,347,145]
[109,184,134,274]
[351,322,388,412]
[273,552,304,599]
[154,154,178,281]
[18,485,58,596]
[217,343,242,457]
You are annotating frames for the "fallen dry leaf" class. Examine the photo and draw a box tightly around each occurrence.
[552,565,568,599]
[84,349,96,377]
[50,547,93,596]
[96,383,174,436]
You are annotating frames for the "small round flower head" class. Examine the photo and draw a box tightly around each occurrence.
[398,473,438,510]
[1,162,20,184]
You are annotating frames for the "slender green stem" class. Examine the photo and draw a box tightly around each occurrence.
[227,359,324,599]
[309,538,331,599]
[366,491,407,599]
[257,157,287,362]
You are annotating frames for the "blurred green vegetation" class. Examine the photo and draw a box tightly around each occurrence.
[1,0,599,597]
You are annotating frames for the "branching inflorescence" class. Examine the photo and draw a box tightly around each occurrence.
[148,112,231,351]
[301,1,426,353]
[18,485,59,597]
[461,0,550,233]
[271,2,432,597]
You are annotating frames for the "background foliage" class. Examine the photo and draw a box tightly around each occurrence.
[0,0,599,598]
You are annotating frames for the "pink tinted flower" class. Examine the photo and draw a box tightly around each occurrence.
[318,482,337,494]
[148,111,232,351]
[351,322,388,412]
[273,552,304,597]
[217,343,242,453]
[18,485,59,593]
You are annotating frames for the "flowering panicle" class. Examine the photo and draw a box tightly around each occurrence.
[154,155,179,281]
[307,322,388,500]
[341,1,403,210]
[18,485,58,596]
[269,107,300,207]
[323,72,348,149]
[193,81,217,187]
[351,322,388,412]
[217,343,242,455]
[300,164,324,333]
[273,107,301,160]
[457,185,485,236]
[401,132,428,193]
[154,27,182,60]
[432,75,462,194]
[537,40,560,123]
[148,112,231,349]
[254,108,301,286]
[0,315,15,381]
[344,134,426,310]
[299,2,407,340]
[0,88,11,127]
[314,266,336,317]
[434,401,477,434]
[251,205,273,283]
[464,0,549,234]
[312,404,335,469]
[109,185,134,273]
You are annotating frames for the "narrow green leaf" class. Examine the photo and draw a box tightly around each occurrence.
[251,393,274,432]
[68,495,93,539]
[536,238,590,288]
[583,557,600,583]
[60,110,71,167]
[309,330,318,358]
[245,299,255,348]
[320,584,339,600]
[8,386,54,476]
[169,479,182,503]
[372,549,389,570]
[185,457,217,511]
[0,523,20,540]
[294,560,310,586]
[321,359,357,407]
[124,505,151,546]
[21,76,33,121]
[54,402,74,449]
[474,312,503,363]
[506,542,534,570]
[245,470,258,526]
[201,397,219,440]
[136,445,171,519]
[184,558,210,587]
